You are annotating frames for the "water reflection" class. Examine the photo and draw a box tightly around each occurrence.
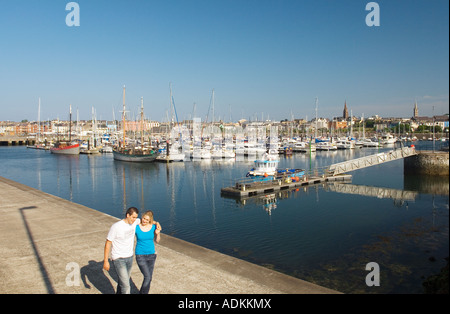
[111,161,160,217]
[222,172,448,217]
[404,174,449,196]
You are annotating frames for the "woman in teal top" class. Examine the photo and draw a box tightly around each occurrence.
[135,210,161,294]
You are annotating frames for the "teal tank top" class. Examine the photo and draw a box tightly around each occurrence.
[135,224,156,255]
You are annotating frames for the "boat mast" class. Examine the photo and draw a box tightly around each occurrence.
[169,83,173,131]
[315,97,318,139]
[69,104,72,142]
[362,113,365,139]
[122,85,126,148]
[140,96,144,150]
[37,97,41,143]
[212,88,215,124]
[350,109,353,138]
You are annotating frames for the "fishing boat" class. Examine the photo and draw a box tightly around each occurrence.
[246,151,305,181]
[114,146,159,162]
[113,87,159,162]
[50,104,80,155]
[50,141,80,155]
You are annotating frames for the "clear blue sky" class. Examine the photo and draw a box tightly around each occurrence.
[0,0,448,122]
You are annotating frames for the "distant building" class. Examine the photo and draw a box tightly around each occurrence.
[343,101,349,120]
[413,101,419,118]
[330,119,348,130]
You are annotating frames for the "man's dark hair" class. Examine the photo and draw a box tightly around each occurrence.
[125,207,139,217]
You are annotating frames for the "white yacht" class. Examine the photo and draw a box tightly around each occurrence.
[316,142,337,151]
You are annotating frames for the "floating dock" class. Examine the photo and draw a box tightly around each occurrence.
[221,174,352,198]
[221,146,425,198]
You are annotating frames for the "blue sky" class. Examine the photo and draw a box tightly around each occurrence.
[0,0,448,122]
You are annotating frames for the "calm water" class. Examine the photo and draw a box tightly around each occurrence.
[0,142,448,293]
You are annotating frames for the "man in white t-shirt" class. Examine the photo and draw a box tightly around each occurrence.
[103,207,140,294]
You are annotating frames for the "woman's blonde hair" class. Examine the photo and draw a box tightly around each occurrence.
[142,210,154,224]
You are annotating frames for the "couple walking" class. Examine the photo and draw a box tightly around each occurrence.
[103,207,162,294]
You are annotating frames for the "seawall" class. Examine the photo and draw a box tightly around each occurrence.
[0,175,339,294]
[404,151,449,176]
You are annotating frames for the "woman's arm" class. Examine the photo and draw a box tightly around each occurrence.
[154,222,162,243]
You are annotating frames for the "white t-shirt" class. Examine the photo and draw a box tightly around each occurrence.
[107,218,140,260]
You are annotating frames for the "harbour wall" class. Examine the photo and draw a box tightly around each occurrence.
[404,151,449,176]
[0,175,338,294]
[0,136,34,146]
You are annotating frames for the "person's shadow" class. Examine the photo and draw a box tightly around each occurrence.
[80,260,139,294]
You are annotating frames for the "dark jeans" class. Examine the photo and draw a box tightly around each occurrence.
[135,254,157,294]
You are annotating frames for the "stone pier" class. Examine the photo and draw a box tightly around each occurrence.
[404,150,449,176]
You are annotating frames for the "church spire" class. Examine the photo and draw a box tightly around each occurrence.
[343,101,349,120]
[413,100,419,118]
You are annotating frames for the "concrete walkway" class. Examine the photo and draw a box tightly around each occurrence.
[0,176,339,294]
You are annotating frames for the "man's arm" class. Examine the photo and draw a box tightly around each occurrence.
[103,240,112,271]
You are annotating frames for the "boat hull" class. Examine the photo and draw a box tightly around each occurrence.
[50,143,80,155]
[156,152,185,162]
[247,168,306,181]
[113,150,158,162]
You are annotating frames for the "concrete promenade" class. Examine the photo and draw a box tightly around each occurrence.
[0,176,339,294]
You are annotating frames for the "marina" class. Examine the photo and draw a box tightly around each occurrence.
[2,0,448,296]
[0,140,448,294]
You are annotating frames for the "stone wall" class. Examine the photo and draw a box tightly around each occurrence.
[404,151,449,176]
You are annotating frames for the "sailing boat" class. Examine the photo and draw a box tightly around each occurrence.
[50,104,80,155]
[113,86,159,162]
[156,83,185,162]
[27,97,49,150]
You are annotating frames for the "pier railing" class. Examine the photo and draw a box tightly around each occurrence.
[327,146,417,176]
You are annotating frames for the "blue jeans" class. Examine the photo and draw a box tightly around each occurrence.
[112,256,133,294]
[136,254,157,294]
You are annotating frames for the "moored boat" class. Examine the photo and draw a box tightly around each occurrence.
[113,146,159,162]
[336,139,355,149]
[316,141,337,151]
[246,152,305,181]
[156,142,185,162]
[50,104,80,155]
[50,141,80,155]
[113,86,159,162]
[380,133,397,145]
[362,138,380,147]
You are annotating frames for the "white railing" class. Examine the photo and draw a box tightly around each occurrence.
[327,146,417,176]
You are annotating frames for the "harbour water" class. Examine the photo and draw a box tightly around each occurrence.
[0,141,448,293]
